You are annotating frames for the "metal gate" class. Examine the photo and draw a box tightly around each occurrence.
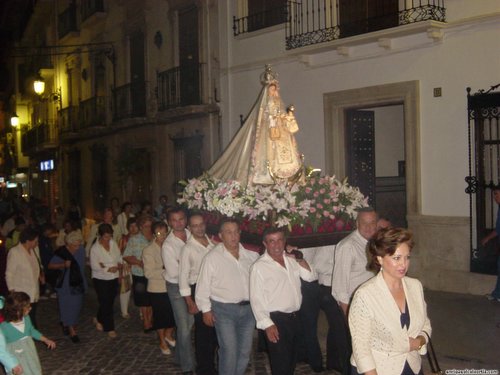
[466,84,500,274]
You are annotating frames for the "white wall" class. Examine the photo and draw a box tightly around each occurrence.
[218,3,500,217]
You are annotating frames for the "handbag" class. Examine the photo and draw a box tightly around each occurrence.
[423,331,443,374]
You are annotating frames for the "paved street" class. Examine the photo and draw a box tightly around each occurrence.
[35,288,339,375]
[34,286,500,374]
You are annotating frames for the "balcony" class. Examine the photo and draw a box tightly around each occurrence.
[233,3,288,36]
[21,122,58,155]
[59,106,80,134]
[81,0,105,22]
[285,0,446,50]
[113,81,147,121]
[58,2,78,39]
[157,64,206,111]
[79,96,106,129]
[233,1,446,49]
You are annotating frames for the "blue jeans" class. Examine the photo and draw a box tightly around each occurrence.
[211,300,255,375]
[167,282,194,372]
[491,255,500,299]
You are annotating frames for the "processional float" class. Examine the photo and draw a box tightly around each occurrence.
[178,65,368,247]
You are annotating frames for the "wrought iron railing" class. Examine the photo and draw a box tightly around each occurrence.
[21,122,58,153]
[233,3,288,36]
[58,2,78,39]
[113,81,147,120]
[59,106,80,133]
[286,0,446,49]
[157,63,206,111]
[79,96,106,128]
[81,0,105,22]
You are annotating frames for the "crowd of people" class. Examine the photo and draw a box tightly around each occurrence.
[0,192,434,375]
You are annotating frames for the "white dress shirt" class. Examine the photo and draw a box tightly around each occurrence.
[195,243,259,313]
[90,239,122,280]
[250,252,317,330]
[331,230,375,304]
[309,245,336,286]
[161,229,191,283]
[179,235,215,297]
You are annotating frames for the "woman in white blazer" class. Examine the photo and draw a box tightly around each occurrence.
[349,228,431,375]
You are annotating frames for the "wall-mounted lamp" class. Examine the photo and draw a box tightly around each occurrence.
[10,113,20,127]
[34,78,46,95]
[33,77,62,107]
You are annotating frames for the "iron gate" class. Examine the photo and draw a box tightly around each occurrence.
[466,84,500,274]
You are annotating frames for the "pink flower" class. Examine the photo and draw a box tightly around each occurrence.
[323,210,330,217]
[319,188,326,194]
[313,191,319,198]
[309,207,316,213]
[323,198,331,204]
[305,187,312,194]
[316,203,323,209]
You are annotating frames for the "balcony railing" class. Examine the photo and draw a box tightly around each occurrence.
[157,63,206,111]
[21,122,58,153]
[59,106,80,134]
[113,81,147,120]
[286,0,445,49]
[81,0,105,22]
[233,3,288,36]
[58,2,78,39]
[79,96,106,128]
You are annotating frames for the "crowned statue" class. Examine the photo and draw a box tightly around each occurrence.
[208,65,304,186]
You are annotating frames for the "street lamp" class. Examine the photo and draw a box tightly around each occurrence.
[10,113,19,127]
[34,77,45,95]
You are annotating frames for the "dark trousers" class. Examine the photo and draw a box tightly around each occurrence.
[29,302,38,329]
[93,278,118,332]
[191,284,217,375]
[319,285,351,374]
[298,280,323,370]
[266,311,301,375]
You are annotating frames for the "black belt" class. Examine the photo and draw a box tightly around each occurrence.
[270,311,299,318]
[236,300,250,305]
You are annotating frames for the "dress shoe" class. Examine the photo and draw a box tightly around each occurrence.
[92,317,103,331]
[70,335,80,343]
[160,346,171,355]
[61,325,69,336]
[164,337,176,347]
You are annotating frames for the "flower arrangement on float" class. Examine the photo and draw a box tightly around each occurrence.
[177,174,368,236]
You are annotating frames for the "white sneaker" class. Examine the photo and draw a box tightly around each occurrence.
[485,294,500,301]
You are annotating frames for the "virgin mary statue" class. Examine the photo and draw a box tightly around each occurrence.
[208,65,304,186]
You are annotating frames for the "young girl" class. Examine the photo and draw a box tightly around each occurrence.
[0,292,56,374]
[0,297,23,375]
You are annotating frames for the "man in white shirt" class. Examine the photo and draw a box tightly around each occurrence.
[179,213,217,375]
[250,227,316,374]
[331,207,378,316]
[301,244,351,374]
[162,207,194,374]
[196,218,259,375]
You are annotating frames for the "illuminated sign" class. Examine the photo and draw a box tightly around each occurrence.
[40,159,55,171]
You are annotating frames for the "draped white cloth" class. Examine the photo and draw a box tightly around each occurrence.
[208,76,302,187]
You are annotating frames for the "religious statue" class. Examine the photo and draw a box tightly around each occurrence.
[208,65,304,187]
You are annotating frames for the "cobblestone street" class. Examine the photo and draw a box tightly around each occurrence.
[33,286,500,374]
[35,289,339,375]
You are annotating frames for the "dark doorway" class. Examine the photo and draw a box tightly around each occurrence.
[466,87,500,274]
[339,0,399,38]
[345,105,407,227]
[172,134,203,194]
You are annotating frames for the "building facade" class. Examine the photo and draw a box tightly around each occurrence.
[7,0,500,294]
[217,0,500,294]
[11,0,221,219]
